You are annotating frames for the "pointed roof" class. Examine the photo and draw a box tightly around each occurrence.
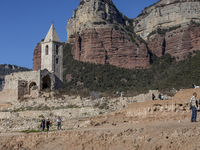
[44,24,61,42]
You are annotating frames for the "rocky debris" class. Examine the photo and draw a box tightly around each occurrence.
[0,120,200,150]
[0,90,172,132]
[87,98,190,127]
[0,87,198,149]
[32,42,41,71]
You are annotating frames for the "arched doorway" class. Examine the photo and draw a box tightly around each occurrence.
[29,82,37,95]
[42,75,51,89]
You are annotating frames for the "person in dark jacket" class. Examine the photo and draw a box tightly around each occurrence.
[158,94,161,100]
[152,94,155,100]
[46,118,50,132]
[41,117,45,132]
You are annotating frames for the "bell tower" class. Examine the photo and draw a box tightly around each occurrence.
[41,24,63,86]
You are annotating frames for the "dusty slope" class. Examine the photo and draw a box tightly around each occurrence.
[172,88,200,102]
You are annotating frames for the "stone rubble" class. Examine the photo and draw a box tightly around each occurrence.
[0,90,172,133]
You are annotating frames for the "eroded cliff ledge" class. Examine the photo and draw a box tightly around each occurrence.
[134,0,200,40]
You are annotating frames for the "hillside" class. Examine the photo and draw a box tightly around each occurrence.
[62,43,200,94]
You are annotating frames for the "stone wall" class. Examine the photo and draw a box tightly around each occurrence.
[0,71,39,102]
[3,71,39,90]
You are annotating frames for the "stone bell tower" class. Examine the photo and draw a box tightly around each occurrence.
[41,24,63,84]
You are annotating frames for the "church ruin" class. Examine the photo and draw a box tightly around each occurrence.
[0,24,64,102]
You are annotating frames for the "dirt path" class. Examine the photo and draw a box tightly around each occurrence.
[0,118,200,150]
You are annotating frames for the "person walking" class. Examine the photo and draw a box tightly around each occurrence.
[41,117,45,132]
[191,92,198,122]
[57,116,61,131]
[46,118,50,132]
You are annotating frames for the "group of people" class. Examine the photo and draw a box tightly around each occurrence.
[152,94,164,100]
[41,116,62,132]
[192,83,200,89]
[113,91,122,97]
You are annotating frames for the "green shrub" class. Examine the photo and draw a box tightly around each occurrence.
[62,43,200,95]
[148,25,181,38]
[113,24,119,30]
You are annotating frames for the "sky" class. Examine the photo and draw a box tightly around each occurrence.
[0,0,158,69]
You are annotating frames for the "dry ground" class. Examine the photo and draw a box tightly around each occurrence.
[0,120,199,150]
[0,88,199,150]
[0,110,199,150]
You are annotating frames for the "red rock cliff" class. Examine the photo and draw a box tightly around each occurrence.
[72,28,150,69]
[147,24,200,59]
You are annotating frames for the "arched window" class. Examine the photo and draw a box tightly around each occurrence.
[56,58,59,64]
[56,45,59,55]
[45,45,49,55]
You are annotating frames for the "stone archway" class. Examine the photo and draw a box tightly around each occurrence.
[29,82,37,94]
[42,75,51,89]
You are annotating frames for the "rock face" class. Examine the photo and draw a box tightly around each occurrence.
[133,0,200,40]
[72,28,150,69]
[67,0,150,69]
[32,42,41,71]
[67,0,124,44]
[147,24,200,58]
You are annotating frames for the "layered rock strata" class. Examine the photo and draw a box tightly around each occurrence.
[148,24,200,58]
[133,0,200,40]
[72,28,149,69]
[67,0,150,69]
[67,0,124,44]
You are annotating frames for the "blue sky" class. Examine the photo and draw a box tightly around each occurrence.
[0,0,158,69]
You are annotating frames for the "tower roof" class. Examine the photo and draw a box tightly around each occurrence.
[44,24,61,42]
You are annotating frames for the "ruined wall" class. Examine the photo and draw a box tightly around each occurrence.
[33,42,41,71]
[40,69,56,90]
[0,71,39,103]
